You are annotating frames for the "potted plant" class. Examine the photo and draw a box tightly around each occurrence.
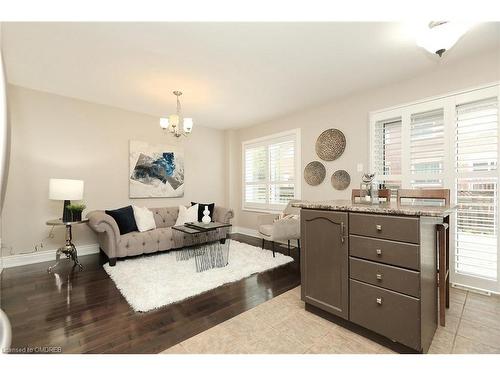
[66,202,86,221]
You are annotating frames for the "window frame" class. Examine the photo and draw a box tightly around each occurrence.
[242,129,301,213]
[369,83,500,293]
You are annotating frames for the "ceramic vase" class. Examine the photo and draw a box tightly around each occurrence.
[201,205,211,224]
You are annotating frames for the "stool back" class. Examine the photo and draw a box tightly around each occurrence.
[396,189,450,206]
[351,189,391,202]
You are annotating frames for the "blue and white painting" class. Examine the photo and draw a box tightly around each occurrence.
[129,140,184,198]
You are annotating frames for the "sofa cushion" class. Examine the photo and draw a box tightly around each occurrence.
[105,206,138,235]
[133,205,157,232]
[175,204,199,226]
[191,202,215,222]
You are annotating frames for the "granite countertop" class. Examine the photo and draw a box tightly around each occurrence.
[292,199,456,217]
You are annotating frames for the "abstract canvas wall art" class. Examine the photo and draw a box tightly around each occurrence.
[129,140,184,198]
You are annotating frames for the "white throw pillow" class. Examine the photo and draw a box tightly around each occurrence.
[175,204,199,226]
[132,206,157,232]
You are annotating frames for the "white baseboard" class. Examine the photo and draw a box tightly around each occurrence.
[2,243,100,269]
[0,227,296,269]
[232,226,260,238]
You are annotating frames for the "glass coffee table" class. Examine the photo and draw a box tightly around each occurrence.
[172,222,232,272]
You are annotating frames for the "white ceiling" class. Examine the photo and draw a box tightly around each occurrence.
[2,22,500,129]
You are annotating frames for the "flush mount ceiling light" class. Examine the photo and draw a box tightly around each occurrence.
[159,91,194,137]
[413,21,476,57]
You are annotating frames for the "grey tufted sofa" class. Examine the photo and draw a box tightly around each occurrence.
[86,206,234,266]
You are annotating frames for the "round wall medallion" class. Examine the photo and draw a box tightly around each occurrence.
[315,128,346,161]
[304,161,326,186]
[331,169,351,190]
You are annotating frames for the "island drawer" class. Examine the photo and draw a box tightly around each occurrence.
[349,213,419,244]
[349,235,420,270]
[349,257,420,297]
[350,279,421,351]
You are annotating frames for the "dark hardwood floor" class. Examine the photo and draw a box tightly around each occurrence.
[0,234,300,354]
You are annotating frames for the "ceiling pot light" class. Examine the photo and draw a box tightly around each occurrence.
[414,21,475,57]
[159,91,194,137]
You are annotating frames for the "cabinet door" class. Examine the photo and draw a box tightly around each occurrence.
[301,209,349,319]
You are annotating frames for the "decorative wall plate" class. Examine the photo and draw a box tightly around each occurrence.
[304,161,326,186]
[315,128,346,161]
[331,169,351,190]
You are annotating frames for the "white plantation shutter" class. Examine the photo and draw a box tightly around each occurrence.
[269,139,295,205]
[373,118,402,176]
[409,108,445,200]
[455,178,497,279]
[410,109,445,176]
[243,131,299,210]
[244,145,267,204]
[370,85,500,291]
[372,118,402,196]
[455,97,498,281]
[456,98,498,174]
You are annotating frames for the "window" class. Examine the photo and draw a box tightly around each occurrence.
[370,85,500,292]
[243,129,300,211]
[455,97,498,281]
[372,117,402,198]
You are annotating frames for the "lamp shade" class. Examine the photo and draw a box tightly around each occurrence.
[183,118,194,133]
[49,179,84,200]
[159,117,169,129]
[168,114,179,128]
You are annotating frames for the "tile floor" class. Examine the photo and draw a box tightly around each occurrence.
[161,286,500,354]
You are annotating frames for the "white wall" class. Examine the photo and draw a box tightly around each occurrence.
[2,49,500,256]
[1,86,227,256]
[229,50,500,230]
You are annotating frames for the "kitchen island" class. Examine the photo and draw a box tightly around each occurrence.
[293,200,455,353]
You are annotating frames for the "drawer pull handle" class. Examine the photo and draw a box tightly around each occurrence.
[376,224,382,231]
[376,273,383,280]
[376,297,383,305]
[376,249,382,256]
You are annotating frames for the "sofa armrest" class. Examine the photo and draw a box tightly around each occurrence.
[257,213,279,227]
[86,210,120,258]
[213,206,234,224]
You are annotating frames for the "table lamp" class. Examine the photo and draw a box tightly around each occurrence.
[49,178,84,222]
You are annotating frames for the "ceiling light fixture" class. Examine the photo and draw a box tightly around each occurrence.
[413,21,475,57]
[159,91,194,137]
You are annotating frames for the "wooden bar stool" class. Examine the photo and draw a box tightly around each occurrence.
[351,188,391,202]
[397,189,450,327]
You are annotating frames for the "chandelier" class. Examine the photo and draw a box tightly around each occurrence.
[159,91,194,137]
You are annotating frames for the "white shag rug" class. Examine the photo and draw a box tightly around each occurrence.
[103,240,293,312]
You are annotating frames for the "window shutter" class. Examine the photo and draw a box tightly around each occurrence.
[455,97,498,280]
[243,131,298,210]
[244,144,267,204]
[410,108,445,175]
[269,139,295,205]
[373,118,402,176]
[456,98,498,173]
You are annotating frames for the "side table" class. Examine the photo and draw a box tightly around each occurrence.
[46,218,89,272]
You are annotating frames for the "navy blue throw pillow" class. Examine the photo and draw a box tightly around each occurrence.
[105,205,138,235]
[191,202,215,222]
